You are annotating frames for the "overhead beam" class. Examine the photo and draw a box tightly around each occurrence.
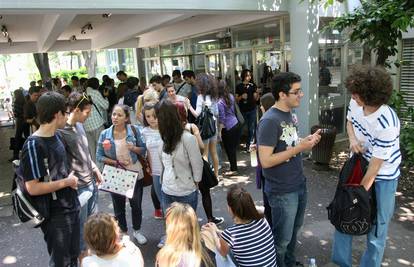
[91,14,189,50]
[138,13,277,47]
[0,0,287,13]
[38,14,76,52]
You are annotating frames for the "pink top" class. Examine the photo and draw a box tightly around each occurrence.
[114,138,143,179]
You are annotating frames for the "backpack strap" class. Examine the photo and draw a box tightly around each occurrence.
[176,82,186,95]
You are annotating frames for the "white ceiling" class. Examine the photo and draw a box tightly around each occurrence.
[0,10,283,54]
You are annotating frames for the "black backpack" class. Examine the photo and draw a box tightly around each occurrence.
[11,137,52,228]
[327,154,376,235]
[196,105,216,140]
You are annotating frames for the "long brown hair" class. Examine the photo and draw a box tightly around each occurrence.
[227,185,263,221]
[155,99,184,154]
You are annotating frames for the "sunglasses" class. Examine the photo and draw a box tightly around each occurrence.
[75,93,90,109]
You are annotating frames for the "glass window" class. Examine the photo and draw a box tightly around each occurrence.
[318,18,346,134]
[160,44,172,57]
[233,51,253,86]
[191,32,231,53]
[145,59,161,82]
[193,54,206,74]
[149,46,159,57]
[161,56,190,76]
[233,20,280,48]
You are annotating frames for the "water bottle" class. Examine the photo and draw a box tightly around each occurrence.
[250,149,258,167]
[309,258,317,267]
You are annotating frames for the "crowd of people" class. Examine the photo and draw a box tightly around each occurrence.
[10,65,401,267]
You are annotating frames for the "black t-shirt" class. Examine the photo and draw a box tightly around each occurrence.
[23,100,36,121]
[20,135,79,216]
[235,82,257,112]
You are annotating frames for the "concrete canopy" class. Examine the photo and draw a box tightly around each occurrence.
[0,0,287,54]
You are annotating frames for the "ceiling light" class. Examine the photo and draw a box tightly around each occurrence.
[81,23,93,34]
[1,25,8,37]
[7,37,12,45]
[198,39,217,44]
[70,35,77,42]
[102,13,112,18]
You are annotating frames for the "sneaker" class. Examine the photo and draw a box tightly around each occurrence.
[133,230,148,245]
[209,217,224,225]
[157,235,166,248]
[154,209,163,219]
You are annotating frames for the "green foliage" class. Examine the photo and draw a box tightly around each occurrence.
[51,67,88,80]
[329,0,414,66]
[389,90,414,165]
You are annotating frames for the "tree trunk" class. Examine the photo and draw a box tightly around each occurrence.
[82,51,97,77]
[33,53,52,82]
[361,43,372,65]
[376,47,388,66]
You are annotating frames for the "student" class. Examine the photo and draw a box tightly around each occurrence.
[186,73,220,178]
[332,65,401,267]
[217,80,241,175]
[155,99,203,212]
[82,213,144,267]
[254,92,276,226]
[57,92,103,257]
[19,92,80,266]
[203,185,277,267]
[235,69,259,152]
[156,202,213,267]
[257,72,321,267]
[96,104,148,245]
[141,102,163,219]
[24,85,41,133]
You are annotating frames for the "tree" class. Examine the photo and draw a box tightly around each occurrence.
[33,53,52,81]
[82,51,97,78]
[329,0,414,66]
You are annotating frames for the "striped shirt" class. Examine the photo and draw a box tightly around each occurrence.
[141,127,163,176]
[347,99,401,180]
[221,218,277,267]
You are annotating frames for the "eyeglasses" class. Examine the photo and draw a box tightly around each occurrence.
[75,93,90,109]
[288,89,303,96]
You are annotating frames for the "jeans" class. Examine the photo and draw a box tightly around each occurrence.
[13,117,30,159]
[332,179,398,267]
[222,123,241,171]
[111,179,143,232]
[266,184,307,267]
[40,212,80,267]
[241,108,257,149]
[78,181,98,251]
[161,190,198,214]
[151,175,162,210]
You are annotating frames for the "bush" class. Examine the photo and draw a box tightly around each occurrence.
[389,90,414,166]
[51,67,88,80]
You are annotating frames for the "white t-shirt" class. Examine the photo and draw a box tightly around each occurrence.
[82,240,144,267]
[347,99,401,180]
[141,127,163,176]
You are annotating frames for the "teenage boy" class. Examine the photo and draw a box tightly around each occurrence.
[57,92,102,257]
[332,65,401,267]
[19,92,80,266]
[257,72,321,267]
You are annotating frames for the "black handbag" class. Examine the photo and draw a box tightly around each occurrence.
[196,106,216,140]
[199,159,218,189]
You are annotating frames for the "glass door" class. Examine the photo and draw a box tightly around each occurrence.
[233,50,253,87]
[205,53,222,78]
[254,48,282,93]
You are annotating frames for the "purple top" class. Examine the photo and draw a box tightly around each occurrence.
[218,94,238,130]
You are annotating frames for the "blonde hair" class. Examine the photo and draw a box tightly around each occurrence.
[83,213,121,256]
[135,88,159,117]
[156,202,212,267]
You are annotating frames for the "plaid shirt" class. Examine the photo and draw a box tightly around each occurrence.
[83,87,109,132]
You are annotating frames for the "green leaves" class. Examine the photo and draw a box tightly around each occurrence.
[327,0,414,66]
